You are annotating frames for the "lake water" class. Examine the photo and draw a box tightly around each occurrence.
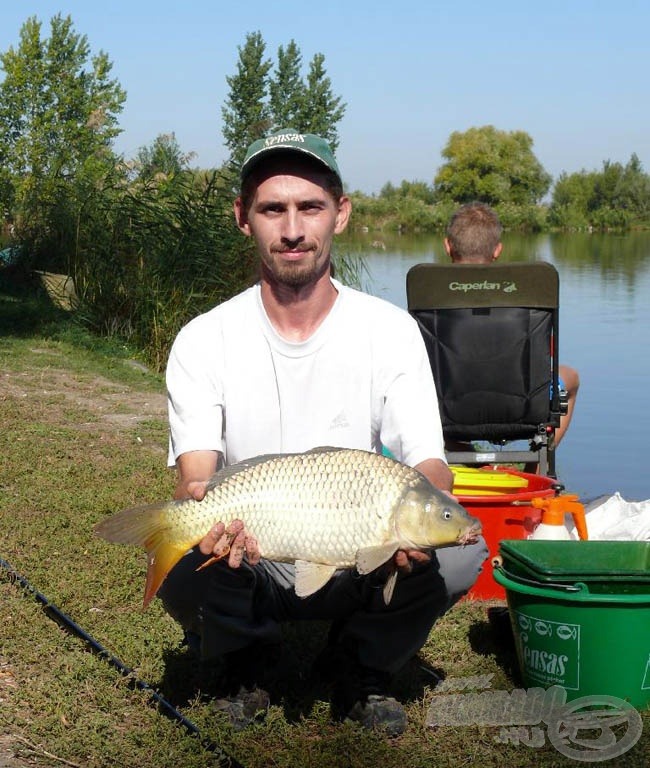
[348,231,650,502]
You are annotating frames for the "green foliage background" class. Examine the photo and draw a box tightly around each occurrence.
[1,14,650,371]
[0,18,351,369]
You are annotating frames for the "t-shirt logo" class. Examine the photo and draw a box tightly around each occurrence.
[328,411,350,430]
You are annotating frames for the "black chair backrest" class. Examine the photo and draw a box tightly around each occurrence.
[406,262,562,475]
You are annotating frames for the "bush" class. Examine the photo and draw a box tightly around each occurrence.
[495,202,547,232]
[70,169,256,370]
[348,193,455,234]
[590,205,631,230]
[547,203,590,230]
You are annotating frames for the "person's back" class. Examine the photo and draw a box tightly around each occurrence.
[444,202,579,446]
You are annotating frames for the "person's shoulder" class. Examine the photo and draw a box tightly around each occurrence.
[188,285,255,325]
[176,286,257,339]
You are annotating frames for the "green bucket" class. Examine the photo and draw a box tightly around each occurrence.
[494,541,650,708]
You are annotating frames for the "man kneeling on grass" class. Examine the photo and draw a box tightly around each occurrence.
[158,129,488,736]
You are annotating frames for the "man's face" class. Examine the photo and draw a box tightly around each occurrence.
[234,163,351,289]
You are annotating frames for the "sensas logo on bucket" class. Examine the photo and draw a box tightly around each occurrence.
[515,611,581,690]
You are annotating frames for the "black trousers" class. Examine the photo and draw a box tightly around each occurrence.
[158,537,488,675]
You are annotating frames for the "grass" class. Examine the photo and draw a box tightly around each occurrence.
[1,270,648,767]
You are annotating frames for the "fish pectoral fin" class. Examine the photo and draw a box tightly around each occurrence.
[355,542,401,575]
[383,568,398,606]
[294,560,338,598]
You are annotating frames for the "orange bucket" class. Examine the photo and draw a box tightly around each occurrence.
[453,468,557,600]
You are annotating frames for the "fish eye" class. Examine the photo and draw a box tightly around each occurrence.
[443,508,452,520]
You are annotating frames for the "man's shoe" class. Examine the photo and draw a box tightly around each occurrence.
[187,641,274,731]
[212,684,270,731]
[327,656,408,737]
[345,693,407,737]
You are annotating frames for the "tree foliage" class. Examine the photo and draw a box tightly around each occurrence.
[134,133,196,181]
[434,125,551,206]
[380,180,436,205]
[268,41,305,132]
[221,31,272,170]
[549,154,650,229]
[299,53,346,152]
[222,32,346,167]
[0,14,126,267]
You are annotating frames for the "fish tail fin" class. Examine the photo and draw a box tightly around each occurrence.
[95,502,191,609]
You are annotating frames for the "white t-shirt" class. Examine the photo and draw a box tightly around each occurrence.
[166,279,446,469]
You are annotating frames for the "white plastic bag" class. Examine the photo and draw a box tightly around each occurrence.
[566,492,650,541]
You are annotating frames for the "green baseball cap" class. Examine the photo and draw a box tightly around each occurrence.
[240,128,342,183]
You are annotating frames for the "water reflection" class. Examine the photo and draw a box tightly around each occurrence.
[349,231,650,501]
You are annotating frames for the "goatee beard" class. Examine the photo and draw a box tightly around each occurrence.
[263,252,330,288]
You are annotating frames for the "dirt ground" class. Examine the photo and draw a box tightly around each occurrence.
[1,349,167,433]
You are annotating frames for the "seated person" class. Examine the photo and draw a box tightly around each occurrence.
[444,201,579,447]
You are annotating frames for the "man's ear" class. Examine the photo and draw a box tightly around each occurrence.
[444,238,452,257]
[233,197,250,236]
[334,195,352,235]
[492,242,503,261]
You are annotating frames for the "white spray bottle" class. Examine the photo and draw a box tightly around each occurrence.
[529,493,588,541]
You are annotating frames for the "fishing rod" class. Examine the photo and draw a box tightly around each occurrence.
[0,555,245,768]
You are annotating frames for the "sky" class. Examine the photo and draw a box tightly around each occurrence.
[1,1,648,194]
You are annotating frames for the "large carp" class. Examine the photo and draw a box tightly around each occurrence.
[95,447,481,607]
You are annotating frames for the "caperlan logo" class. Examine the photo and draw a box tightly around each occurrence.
[264,133,304,147]
[449,280,518,293]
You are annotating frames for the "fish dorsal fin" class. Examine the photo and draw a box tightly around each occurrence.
[355,542,401,575]
[205,447,351,491]
[294,560,338,597]
[204,454,280,490]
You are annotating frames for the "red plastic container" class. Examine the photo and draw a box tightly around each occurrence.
[455,469,557,600]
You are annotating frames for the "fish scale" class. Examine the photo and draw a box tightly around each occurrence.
[203,454,388,558]
[95,447,481,607]
[198,452,411,564]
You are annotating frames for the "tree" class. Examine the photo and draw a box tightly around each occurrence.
[434,125,551,206]
[549,154,650,229]
[380,180,435,205]
[547,170,595,228]
[135,133,196,181]
[0,14,126,267]
[551,170,596,210]
[299,53,346,152]
[268,41,305,131]
[222,33,346,163]
[221,31,272,169]
[617,153,650,217]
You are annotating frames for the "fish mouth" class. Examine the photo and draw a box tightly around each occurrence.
[457,521,482,546]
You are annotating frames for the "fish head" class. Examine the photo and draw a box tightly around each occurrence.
[395,481,482,548]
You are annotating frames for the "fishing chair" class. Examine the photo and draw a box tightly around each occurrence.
[406,262,567,478]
